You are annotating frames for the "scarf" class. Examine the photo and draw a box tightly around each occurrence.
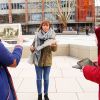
[33,28,56,66]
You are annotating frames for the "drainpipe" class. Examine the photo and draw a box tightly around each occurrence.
[25,0,28,34]
[42,0,45,21]
[8,0,12,23]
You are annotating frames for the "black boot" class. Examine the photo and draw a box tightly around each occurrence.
[38,94,42,100]
[44,94,49,100]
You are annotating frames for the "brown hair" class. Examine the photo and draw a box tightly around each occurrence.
[38,20,52,31]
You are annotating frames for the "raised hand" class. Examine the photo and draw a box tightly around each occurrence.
[17,35,24,45]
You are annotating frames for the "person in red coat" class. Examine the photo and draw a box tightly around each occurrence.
[72,26,100,100]
[82,27,100,100]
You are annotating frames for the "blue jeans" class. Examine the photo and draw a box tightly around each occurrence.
[35,66,51,95]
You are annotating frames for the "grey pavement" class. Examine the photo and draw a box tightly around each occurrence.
[8,56,98,100]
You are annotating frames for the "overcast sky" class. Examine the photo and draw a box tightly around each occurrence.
[95,0,100,6]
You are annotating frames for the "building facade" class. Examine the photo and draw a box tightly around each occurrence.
[95,6,100,26]
[0,0,95,34]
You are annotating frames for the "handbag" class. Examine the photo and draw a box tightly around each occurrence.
[27,52,34,64]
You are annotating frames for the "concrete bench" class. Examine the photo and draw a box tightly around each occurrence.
[62,31,77,35]
[52,44,69,56]
[69,44,97,60]
[8,43,97,60]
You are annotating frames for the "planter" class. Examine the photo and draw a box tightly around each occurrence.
[62,31,77,35]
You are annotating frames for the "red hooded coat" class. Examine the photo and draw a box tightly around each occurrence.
[83,27,100,100]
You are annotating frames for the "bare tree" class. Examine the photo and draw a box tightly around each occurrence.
[55,0,75,31]
[45,0,75,31]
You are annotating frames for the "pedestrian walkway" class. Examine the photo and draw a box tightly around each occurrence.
[8,56,98,100]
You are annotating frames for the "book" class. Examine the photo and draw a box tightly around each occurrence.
[72,58,95,69]
[77,58,95,67]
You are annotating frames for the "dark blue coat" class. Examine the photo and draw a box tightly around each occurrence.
[0,41,23,100]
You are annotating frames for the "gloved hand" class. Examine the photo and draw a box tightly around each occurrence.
[72,58,95,69]
[72,64,83,69]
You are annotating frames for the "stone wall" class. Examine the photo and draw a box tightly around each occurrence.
[8,44,97,60]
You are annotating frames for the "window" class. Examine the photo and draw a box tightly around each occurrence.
[30,13,42,21]
[70,15,75,20]
[12,3,25,9]
[45,13,56,21]
[45,1,57,8]
[0,3,8,10]
[19,3,25,9]
[12,14,25,23]
[12,3,17,9]
[61,1,66,7]
[0,4,2,10]
[0,14,9,23]
[28,2,42,9]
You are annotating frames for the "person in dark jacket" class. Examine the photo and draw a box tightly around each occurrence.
[30,20,57,100]
[86,26,89,35]
[0,37,23,100]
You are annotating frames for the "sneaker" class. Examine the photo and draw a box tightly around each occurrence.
[38,94,42,100]
[44,94,49,100]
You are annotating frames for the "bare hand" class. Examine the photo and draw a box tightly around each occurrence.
[17,35,24,45]
[30,46,35,53]
[51,42,56,47]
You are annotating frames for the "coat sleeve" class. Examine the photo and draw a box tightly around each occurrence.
[83,65,100,84]
[0,42,23,67]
